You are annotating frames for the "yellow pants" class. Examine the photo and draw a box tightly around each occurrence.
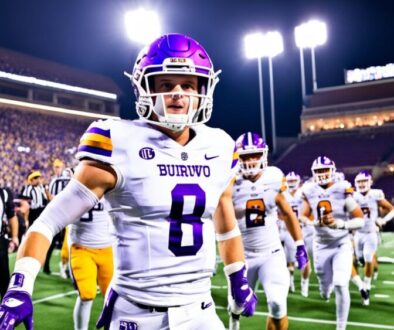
[70,244,114,301]
[60,226,70,264]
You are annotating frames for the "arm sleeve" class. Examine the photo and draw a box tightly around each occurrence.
[29,179,99,238]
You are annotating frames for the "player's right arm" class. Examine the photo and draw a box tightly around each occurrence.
[0,160,116,329]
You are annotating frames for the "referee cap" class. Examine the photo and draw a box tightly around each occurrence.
[28,171,42,182]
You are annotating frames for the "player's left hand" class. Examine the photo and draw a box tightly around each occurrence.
[0,291,33,330]
[224,262,258,317]
[295,244,309,270]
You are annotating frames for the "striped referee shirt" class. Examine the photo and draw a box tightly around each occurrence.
[49,175,71,196]
[0,187,15,235]
[20,184,48,209]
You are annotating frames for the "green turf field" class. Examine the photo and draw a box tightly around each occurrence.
[10,233,394,329]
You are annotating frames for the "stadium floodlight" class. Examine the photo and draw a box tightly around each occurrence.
[124,8,161,45]
[0,71,117,100]
[244,32,267,142]
[265,31,283,154]
[0,97,119,120]
[295,19,327,97]
[244,31,283,152]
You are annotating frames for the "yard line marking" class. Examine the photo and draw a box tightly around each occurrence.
[383,281,394,285]
[374,294,390,298]
[216,306,394,329]
[32,291,394,329]
[33,290,77,304]
[378,257,394,263]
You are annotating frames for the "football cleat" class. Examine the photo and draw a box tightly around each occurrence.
[360,289,370,306]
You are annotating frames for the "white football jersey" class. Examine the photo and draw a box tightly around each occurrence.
[354,189,384,233]
[76,119,237,306]
[301,180,354,244]
[69,198,114,248]
[233,166,285,251]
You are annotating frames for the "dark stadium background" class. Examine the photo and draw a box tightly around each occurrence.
[1,0,393,140]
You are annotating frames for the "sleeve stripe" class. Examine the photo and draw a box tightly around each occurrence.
[79,138,113,151]
[80,132,112,145]
[78,144,112,157]
[231,150,239,169]
[86,126,111,138]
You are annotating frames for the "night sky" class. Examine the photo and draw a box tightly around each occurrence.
[1,0,393,141]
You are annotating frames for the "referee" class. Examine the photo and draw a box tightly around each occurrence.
[20,171,51,273]
[20,171,50,227]
[0,186,19,299]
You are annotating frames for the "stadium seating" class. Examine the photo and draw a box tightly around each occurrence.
[275,128,394,178]
[0,107,90,194]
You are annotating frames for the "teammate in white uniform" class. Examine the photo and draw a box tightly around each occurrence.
[229,132,308,330]
[276,213,296,293]
[284,172,313,297]
[351,171,394,305]
[70,197,114,330]
[0,34,257,330]
[300,156,364,330]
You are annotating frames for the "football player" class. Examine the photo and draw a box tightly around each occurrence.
[70,198,114,330]
[283,171,313,298]
[230,132,308,330]
[351,171,394,305]
[300,156,364,330]
[0,34,257,330]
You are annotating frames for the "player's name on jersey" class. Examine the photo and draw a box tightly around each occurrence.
[157,164,211,177]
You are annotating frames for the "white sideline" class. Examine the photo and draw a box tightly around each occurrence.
[33,290,394,329]
[216,306,394,329]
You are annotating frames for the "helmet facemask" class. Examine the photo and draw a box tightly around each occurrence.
[286,178,300,191]
[130,58,220,132]
[355,172,372,193]
[313,168,335,186]
[311,156,336,186]
[239,151,267,178]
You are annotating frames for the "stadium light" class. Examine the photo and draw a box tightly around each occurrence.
[244,31,283,152]
[295,20,327,98]
[124,8,161,45]
[0,71,117,100]
[0,97,119,120]
[244,32,266,142]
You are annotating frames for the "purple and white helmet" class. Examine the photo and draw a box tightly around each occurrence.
[311,156,336,185]
[126,33,221,131]
[354,171,372,193]
[235,132,269,177]
[286,171,301,191]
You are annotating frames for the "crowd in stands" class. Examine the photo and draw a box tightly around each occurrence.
[0,107,90,194]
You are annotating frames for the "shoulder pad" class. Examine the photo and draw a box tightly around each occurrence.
[77,119,114,163]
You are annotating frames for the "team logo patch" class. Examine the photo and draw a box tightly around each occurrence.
[139,147,155,160]
[119,320,138,330]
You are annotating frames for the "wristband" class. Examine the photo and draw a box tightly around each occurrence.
[9,257,41,295]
